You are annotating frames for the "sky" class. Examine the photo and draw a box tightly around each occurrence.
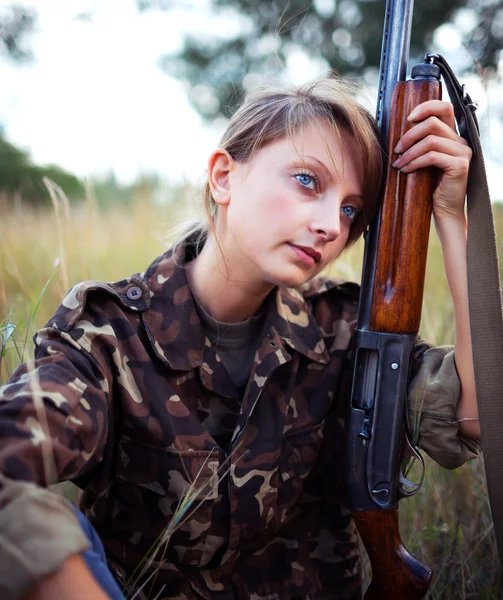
[0,0,232,184]
[0,0,502,197]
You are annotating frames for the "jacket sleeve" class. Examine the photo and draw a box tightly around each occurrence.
[0,321,111,600]
[407,342,481,470]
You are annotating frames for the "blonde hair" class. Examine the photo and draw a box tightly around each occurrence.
[178,76,383,252]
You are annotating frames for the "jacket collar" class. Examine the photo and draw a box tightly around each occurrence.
[270,285,329,364]
[141,235,329,371]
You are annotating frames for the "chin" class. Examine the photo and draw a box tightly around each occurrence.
[265,267,317,289]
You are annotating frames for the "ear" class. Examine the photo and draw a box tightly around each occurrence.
[207,148,234,206]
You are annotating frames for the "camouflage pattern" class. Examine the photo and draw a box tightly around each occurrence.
[0,235,476,599]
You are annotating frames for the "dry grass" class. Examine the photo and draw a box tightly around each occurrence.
[0,185,196,377]
[1,191,503,598]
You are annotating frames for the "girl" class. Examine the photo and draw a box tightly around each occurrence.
[1,78,479,600]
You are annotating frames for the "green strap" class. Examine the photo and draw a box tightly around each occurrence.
[465,109,503,563]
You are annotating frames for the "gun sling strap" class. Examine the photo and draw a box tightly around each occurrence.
[428,54,503,564]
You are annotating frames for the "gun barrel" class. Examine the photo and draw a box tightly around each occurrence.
[376,0,415,135]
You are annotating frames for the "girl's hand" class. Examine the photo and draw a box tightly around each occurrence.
[392,100,473,220]
[20,555,111,600]
[393,101,479,438]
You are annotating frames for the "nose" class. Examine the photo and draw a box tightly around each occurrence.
[309,201,341,242]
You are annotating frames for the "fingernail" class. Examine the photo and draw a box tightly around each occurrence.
[392,158,402,168]
[394,142,403,154]
[407,108,420,121]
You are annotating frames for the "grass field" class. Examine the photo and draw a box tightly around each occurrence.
[1,189,503,598]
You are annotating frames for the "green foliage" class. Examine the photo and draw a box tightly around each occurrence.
[0,135,84,205]
[147,0,494,120]
[466,0,503,71]
[91,172,166,208]
[0,3,36,63]
[398,455,503,598]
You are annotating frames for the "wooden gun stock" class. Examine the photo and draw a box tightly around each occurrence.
[353,508,431,599]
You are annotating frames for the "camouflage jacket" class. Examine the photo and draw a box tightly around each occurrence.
[0,237,480,600]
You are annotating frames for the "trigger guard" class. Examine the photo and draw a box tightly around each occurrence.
[399,470,420,495]
[398,444,426,499]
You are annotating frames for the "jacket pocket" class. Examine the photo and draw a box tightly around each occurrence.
[112,436,222,567]
[278,422,325,512]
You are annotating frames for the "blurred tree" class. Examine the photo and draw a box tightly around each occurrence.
[0,4,36,63]
[141,0,502,120]
[0,135,84,205]
[91,172,163,207]
[465,0,503,70]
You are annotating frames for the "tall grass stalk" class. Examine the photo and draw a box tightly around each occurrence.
[124,448,248,599]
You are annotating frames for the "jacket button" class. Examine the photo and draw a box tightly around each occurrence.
[126,286,143,301]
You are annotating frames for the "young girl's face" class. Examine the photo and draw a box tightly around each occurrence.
[218,118,365,290]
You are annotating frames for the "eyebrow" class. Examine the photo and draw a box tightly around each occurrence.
[301,155,332,178]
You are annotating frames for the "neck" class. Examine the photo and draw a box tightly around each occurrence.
[185,233,274,323]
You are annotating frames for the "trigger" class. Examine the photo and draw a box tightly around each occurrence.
[398,433,426,498]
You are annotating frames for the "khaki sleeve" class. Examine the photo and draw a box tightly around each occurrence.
[407,345,481,470]
[0,322,111,599]
[0,474,90,600]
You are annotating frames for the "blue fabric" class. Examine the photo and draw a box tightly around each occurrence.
[72,506,126,599]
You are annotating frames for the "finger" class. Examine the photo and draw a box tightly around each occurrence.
[394,116,468,155]
[407,100,456,130]
[393,135,472,170]
[396,150,471,178]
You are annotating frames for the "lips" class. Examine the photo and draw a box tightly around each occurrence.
[290,244,322,264]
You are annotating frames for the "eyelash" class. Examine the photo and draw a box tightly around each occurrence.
[294,170,361,224]
[341,205,360,223]
[294,170,320,192]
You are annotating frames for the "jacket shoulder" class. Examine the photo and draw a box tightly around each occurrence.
[300,276,360,304]
[300,276,360,350]
[48,275,151,333]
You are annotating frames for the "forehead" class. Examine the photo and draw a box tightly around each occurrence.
[253,118,364,182]
[288,118,350,159]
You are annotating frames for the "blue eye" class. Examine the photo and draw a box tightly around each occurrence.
[295,173,317,190]
[341,205,359,222]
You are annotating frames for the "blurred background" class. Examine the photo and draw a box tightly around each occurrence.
[1,2,503,596]
[0,0,502,202]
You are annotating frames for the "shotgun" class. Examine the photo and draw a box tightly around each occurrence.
[344,0,443,597]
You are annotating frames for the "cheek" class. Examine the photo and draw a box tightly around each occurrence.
[262,193,290,222]
[244,187,292,228]
[259,179,305,221]
[228,173,299,238]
